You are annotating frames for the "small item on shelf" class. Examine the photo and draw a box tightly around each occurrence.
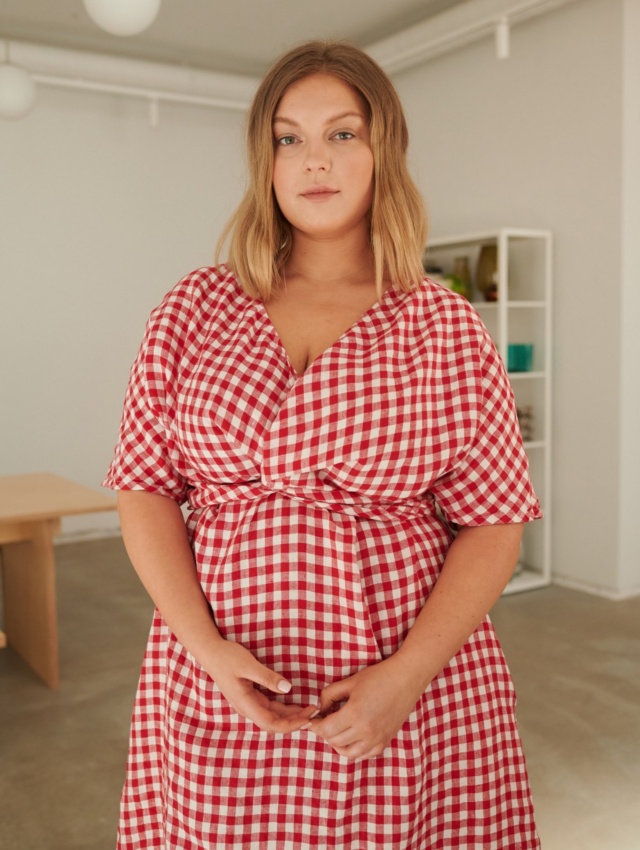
[516,405,534,442]
[423,262,450,289]
[507,343,534,372]
[444,256,472,300]
[476,244,499,302]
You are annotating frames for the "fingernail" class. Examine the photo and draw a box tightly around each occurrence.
[309,709,321,719]
[301,723,312,730]
[278,680,292,693]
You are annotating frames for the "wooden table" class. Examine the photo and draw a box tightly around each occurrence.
[0,473,117,687]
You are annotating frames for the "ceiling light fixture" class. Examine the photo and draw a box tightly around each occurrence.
[0,40,36,119]
[83,0,162,37]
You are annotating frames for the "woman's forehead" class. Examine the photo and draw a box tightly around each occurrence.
[275,73,369,121]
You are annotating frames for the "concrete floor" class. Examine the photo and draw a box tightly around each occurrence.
[0,537,638,850]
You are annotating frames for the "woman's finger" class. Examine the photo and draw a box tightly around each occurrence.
[243,703,315,733]
[242,658,293,696]
[316,723,359,747]
[215,640,293,697]
[310,705,354,742]
[268,701,318,719]
[317,677,354,715]
[227,684,315,732]
[333,739,385,762]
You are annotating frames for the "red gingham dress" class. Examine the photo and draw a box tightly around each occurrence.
[104,265,542,850]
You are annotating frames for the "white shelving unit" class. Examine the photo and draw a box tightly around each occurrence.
[427,228,552,594]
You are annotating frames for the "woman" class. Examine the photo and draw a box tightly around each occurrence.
[105,40,542,849]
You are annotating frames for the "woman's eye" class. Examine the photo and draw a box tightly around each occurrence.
[276,135,297,146]
[334,131,354,141]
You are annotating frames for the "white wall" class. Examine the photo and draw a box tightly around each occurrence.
[0,83,246,536]
[618,0,640,593]
[1,0,637,596]
[395,0,632,596]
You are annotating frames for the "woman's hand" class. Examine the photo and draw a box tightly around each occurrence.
[305,654,429,761]
[205,640,318,734]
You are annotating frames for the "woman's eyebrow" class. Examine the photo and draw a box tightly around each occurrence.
[273,110,365,127]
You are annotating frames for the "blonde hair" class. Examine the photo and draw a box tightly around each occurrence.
[216,40,428,300]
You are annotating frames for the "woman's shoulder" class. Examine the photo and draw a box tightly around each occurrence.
[147,264,251,334]
[408,277,489,339]
[158,263,245,313]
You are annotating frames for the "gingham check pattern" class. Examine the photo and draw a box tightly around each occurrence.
[104,266,542,849]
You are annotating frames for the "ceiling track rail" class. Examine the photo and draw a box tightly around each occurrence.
[368,0,583,73]
[31,72,249,126]
[4,39,256,123]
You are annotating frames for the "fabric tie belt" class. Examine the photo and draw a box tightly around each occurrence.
[187,478,437,524]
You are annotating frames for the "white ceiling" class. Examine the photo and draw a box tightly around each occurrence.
[1,0,471,77]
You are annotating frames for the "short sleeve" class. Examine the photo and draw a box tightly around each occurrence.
[429,321,542,527]
[102,281,193,503]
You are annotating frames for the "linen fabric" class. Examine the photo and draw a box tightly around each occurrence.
[104,265,542,849]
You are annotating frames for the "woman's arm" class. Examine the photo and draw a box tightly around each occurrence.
[396,522,523,687]
[307,522,523,759]
[117,490,317,731]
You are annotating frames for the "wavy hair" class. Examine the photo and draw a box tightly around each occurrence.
[216,40,427,300]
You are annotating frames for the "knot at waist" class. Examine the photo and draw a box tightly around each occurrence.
[187,478,436,523]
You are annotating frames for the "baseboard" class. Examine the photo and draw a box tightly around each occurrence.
[55,527,122,546]
[553,574,640,601]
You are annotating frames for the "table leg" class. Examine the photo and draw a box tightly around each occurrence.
[1,520,60,688]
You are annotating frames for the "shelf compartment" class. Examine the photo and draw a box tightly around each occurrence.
[427,228,552,304]
[512,379,547,445]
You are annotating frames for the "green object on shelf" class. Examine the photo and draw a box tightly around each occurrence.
[445,256,472,300]
[508,344,534,372]
[444,274,471,300]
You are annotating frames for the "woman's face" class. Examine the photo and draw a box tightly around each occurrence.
[272,73,374,244]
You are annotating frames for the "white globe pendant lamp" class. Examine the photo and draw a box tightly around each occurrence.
[0,42,36,120]
[83,0,162,37]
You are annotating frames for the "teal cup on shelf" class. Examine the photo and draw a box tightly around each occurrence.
[507,344,534,372]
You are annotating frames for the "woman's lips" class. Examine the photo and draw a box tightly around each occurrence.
[301,188,339,202]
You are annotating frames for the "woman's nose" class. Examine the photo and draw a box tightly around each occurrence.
[304,140,331,172]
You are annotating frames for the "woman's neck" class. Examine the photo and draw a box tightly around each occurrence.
[284,228,374,289]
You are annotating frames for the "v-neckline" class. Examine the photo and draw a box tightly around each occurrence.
[257,285,395,380]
